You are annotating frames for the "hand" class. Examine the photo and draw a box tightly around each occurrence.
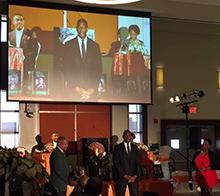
[128,175,137,183]
[199,167,210,172]
[124,175,131,181]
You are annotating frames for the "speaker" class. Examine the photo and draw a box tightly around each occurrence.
[189,127,201,149]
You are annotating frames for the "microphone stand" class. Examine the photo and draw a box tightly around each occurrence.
[178,103,193,190]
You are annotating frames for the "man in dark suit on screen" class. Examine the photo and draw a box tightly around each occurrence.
[9,14,39,93]
[49,136,70,196]
[63,18,102,100]
[113,130,140,196]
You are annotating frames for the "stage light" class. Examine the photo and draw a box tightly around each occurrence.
[169,90,204,113]
[169,97,174,104]
[175,96,180,103]
[197,90,204,98]
[74,0,141,5]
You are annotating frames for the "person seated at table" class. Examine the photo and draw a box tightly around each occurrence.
[70,175,90,196]
[31,134,45,154]
[84,177,103,196]
[51,132,59,148]
[45,132,59,152]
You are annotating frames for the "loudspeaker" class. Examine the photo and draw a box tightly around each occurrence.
[189,127,201,149]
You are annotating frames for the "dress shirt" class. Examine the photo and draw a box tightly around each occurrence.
[53,141,57,149]
[15,28,24,48]
[57,146,64,153]
[77,36,88,58]
[124,142,131,154]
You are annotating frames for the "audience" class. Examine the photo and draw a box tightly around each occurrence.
[84,177,103,196]
[70,175,90,196]
[142,191,159,196]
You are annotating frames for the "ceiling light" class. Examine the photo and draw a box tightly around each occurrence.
[74,0,141,5]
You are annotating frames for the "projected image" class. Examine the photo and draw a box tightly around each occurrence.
[8,4,151,104]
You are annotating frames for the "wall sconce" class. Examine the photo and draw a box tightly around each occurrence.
[156,66,164,89]
[218,69,220,90]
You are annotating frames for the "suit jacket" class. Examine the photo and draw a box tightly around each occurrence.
[62,37,102,90]
[9,28,39,70]
[49,147,70,192]
[113,142,140,179]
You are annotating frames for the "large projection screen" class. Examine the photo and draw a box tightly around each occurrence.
[8,1,152,104]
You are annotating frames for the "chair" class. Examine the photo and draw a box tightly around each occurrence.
[172,170,189,192]
[159,145,171,180]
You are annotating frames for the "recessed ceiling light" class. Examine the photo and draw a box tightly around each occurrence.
[74,0,141,5]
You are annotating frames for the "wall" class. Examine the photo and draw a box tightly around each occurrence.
[19,103,39,152]
[111,105,128,143]
[148,17,220,144]
[18,17,220,148]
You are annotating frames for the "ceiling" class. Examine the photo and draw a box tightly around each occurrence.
[31,0,220,23]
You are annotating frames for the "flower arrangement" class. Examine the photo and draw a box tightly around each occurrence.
[87,142,109,168]
[86,142,110,179]
[0,147,49,194]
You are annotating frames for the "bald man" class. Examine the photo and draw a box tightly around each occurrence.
[9,13,39,93]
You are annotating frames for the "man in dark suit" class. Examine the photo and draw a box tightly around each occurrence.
[49,136,70,196]
[113,130,140,196]
[9,14,39,93]
[62,18,102,100]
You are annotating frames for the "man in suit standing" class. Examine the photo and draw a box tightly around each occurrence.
[49,136,70,196]
[9,14,39,93]
[63,18,102,100]
[113,130,140,196]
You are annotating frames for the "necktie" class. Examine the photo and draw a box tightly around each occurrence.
[127,143,130,154]
[81,39,86,59]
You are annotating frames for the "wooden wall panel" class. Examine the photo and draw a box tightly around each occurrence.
[77,113,111,139]
[40,113,75,143]
[39,104,111,143]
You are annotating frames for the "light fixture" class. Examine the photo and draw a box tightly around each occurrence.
[156,65,164,89]
[74,0,141,5]
[169,90,204,113]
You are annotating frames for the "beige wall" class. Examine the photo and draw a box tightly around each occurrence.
[148,17,220,144]
[111,105,128,143]
[19,103,39,152]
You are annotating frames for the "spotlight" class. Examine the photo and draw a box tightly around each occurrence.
[197,90,204,98]
[169,89,204,113]
[169,97,174,103]
[175,96,180,103]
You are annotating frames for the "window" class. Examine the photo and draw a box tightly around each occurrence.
[128,104,144,143]
[0,90,19,148]
[1,14,7,42]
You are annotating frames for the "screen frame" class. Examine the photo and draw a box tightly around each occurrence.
[7,0,153,105]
